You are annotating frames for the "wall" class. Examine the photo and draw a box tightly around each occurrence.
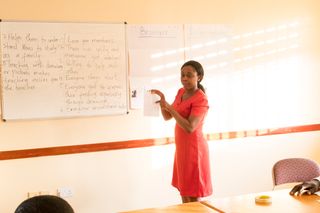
[0,0,320,212]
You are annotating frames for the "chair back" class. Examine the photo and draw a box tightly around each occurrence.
[272,158,320,186]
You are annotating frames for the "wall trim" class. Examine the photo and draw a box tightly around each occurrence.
[0,123,319,160]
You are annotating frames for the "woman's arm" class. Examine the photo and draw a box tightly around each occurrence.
[164,103,204,133]
[151,89,205,132]
[160,101,173,120]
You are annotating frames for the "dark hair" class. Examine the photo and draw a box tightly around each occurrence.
[15,195,74,213]
[181,60,205,93]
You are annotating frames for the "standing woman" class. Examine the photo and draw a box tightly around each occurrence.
[151,60,212,203]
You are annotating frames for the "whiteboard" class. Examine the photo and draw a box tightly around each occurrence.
[127,24,185,109]
[127,24,232,109]
[0,21,128,120]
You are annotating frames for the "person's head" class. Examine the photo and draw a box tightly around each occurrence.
[180,60,205,93]
[15,195,74,213]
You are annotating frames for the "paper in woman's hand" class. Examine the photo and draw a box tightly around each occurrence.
[143,91,160,116]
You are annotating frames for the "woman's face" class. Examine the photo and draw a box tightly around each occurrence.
[180,65,200,90]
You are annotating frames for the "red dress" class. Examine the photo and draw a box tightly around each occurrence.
[171,88,212,197]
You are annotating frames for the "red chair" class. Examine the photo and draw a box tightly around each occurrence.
[272,158,320,189]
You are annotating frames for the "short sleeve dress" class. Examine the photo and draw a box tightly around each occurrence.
[171,88,212,197]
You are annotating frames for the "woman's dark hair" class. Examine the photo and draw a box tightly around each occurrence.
[181,60,205,93]
[15,195,74,213]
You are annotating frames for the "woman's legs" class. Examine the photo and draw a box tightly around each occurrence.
[181,196,201,203]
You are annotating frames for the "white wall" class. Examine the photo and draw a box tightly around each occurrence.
[0,132,319,212]
[1,0,320,212]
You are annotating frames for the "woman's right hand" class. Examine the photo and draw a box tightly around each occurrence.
[150,89,166,109]
[150,89,165,100]
[150,89,172,120]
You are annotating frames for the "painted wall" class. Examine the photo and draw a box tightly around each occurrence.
[0,0,320,212]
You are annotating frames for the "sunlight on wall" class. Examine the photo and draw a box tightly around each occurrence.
[145,18,317,135]
[149,20,301,82]
[203,19,315,132]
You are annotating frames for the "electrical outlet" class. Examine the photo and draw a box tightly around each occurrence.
[57,187,73,198]
[39,191,50,195]
[27,191,51,198]
[27,192,40,198]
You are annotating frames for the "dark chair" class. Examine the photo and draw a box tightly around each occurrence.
[272,158,320,189]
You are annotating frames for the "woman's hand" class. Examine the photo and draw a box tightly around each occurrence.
[150,89,166,107]
[290,179,320,195]
[150,89,165,100]
[150,89,172,120]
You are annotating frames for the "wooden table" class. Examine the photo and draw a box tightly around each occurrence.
[201,189,320,213]
[120,201,220,212]
[121,189,320,213]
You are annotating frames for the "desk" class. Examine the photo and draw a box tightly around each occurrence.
[202,189,320,213]
[120,201,220,213]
